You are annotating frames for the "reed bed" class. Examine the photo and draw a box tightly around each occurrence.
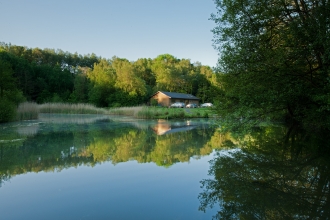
[14,102,213,122]
[38,103,108,114]
[16,102,39,120]
[108,106,143,117]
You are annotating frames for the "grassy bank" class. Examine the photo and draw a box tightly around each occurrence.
[110,106,215,119]
[14,103,215,121]
[108,106,142,117]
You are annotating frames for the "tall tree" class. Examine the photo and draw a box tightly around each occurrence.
[0,57,25,122]
[112,57,147,96]
[0,59,15,98]
[69,67,89,103]
[87,59,116,106]
[133,58,155,89]
[212,0,330,129]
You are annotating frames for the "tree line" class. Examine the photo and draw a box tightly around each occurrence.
[0,42,221,122]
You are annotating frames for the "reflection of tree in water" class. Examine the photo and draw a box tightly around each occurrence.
[83,123,216,167]
[0,120,219,187]
[199,126,330,219]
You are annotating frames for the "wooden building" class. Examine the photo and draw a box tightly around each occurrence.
[150,91,199,107]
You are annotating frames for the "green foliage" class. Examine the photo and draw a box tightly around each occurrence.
[112,57,147,96]
[69,69,89,103]
[111,103,121,108]
[0,42,221,113]
[199,125,330,219]
[0,59,16,98]
[151,54,200,94]
[135,106,214,119]
[0,98,16,122]
[203,112,208,118]
[211,0,330,130]
[87,59,116,107]
[0,58,26,122]
[150,99,158,106]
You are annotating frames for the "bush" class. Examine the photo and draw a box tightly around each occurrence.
[111,103,121,108]
[0,98,16,122]
[150,99,158,106]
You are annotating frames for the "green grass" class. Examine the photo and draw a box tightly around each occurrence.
[135,106,215,119]
[108,106,143,117]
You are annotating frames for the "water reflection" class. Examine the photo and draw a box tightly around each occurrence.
[16,123,40,136]
[0,115,218,187]
[151,119,197,135]
[38,113,114,124]
[199,125,330,219]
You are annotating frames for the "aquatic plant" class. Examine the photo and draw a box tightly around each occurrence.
[38,103,108,114]
[16,102,39,120]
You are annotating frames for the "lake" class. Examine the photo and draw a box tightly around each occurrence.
[0,114,329,219]
[0,114,218,220]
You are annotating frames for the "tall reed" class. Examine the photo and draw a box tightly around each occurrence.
[39,103,108,114]
[16,102,39,120]
[108,106,143,117]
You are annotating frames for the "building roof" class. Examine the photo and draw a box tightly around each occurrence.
[153,91,200,100]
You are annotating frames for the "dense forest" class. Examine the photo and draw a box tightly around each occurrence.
[0,42,221,121]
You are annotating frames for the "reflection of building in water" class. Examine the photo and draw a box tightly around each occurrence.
[151,120,197,135]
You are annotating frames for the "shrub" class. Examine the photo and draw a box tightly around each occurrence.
[111,103,121,108]
[0,98,16,122]
[150,99,158,106]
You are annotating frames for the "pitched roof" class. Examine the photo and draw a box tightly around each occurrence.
[156,91,199,100]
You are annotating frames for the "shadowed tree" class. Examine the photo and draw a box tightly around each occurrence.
[199,125,330,219]
[212,0,330,130]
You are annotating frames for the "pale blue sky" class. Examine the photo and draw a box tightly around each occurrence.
[0,0,218,67]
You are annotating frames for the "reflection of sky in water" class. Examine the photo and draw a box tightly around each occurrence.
[0,151,217,220]
[0,115,217,219]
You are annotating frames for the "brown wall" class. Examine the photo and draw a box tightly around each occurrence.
[150,92,199,107]
[150,92,170,106]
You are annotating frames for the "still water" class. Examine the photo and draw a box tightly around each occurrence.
[1,114,329,219]
[0,114,218,220]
